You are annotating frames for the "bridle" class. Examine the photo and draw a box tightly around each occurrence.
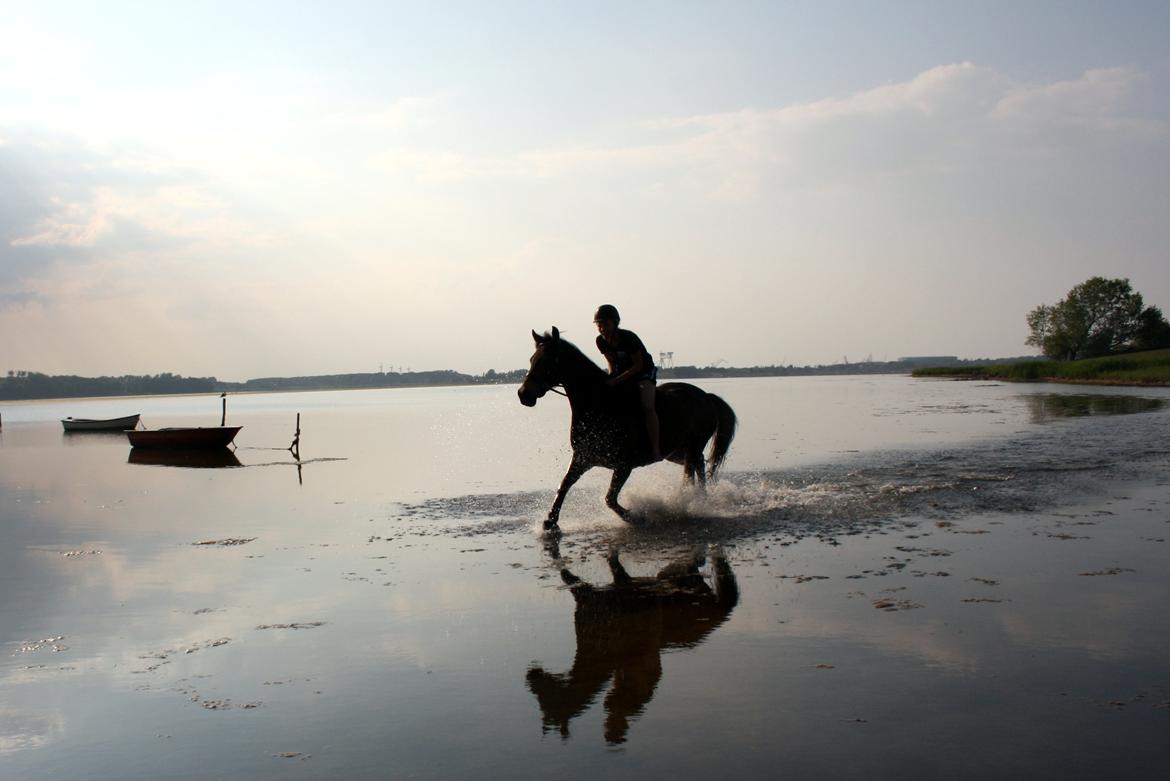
[531,343,569,398]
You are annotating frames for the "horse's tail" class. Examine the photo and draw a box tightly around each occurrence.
[706,393,736,482]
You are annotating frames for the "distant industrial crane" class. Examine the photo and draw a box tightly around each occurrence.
[658,351,674,369]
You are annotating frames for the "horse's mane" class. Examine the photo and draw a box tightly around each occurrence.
[541,329,607,379]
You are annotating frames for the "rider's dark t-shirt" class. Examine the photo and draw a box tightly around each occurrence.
[596,329,656,382]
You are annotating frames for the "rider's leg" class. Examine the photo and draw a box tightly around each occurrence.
[638,380,661,461]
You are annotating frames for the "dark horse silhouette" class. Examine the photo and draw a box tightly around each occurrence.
[526,547,739,744]
[518,328,736,530]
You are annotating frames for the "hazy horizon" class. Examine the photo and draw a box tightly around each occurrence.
[3,2,1168,379]
[5,345,1027,386]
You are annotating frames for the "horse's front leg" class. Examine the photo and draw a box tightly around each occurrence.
[546,455,589,531]
[605,465,634,521]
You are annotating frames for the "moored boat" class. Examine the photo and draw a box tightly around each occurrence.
[62,414,141,432]
[126,426,241,449]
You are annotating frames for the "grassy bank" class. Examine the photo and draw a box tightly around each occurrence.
[913,349,1170,385]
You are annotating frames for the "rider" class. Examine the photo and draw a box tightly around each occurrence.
[593,304,661,462]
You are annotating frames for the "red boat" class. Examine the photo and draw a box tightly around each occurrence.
[126,426,242,449]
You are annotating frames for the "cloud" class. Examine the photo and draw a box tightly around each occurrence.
[991,67,1163,138]
[630,63,1164,196]
[368,64,1165,200]
[0,134,85,301]
[10,190,119,249]
[0,129,284,304]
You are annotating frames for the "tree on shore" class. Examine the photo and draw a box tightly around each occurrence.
[1026,277,1170,361]
[1134,305,1170,351]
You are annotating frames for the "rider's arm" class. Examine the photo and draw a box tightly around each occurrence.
[607,350,645,387]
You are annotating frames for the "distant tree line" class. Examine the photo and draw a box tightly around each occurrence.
[240,370,470,392]
[2,357,1033,402]
[237,369,527,392]
[0,371,220,401]
[659,357,1015,381]
[0,368,530,401]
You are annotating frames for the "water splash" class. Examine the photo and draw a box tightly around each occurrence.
[394,404,1170,543]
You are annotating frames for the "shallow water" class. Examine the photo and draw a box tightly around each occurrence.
[2,376,1169,778]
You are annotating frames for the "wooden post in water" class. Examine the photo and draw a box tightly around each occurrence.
[290,413,301,459]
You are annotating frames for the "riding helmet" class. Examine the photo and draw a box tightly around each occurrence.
[594,304,620,323]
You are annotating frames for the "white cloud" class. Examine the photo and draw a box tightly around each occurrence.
[992,67,1164,138]
[3,135,276,253]
[631,64,1162,195]
[360,64,1165,202]
[11,189,128,248]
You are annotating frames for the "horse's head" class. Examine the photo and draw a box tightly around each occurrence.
[518,327,564,407]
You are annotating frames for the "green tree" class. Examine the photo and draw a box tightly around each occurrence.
[1026,277,1169,360]
[1133,305,1170,352]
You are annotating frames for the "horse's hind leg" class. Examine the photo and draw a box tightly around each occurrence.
[683,446,707,490]
[604,466,633,521]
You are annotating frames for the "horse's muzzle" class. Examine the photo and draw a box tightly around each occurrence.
[517,384,541,407]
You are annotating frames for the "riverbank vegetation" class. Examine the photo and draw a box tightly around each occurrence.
[913,349,1170,385]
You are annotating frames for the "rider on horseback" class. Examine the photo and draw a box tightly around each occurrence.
[593,304,662,462]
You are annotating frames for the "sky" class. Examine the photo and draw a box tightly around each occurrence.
[2,1,1168,379]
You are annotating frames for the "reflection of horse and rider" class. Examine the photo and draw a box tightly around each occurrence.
[519,305,737,530]
[527,546,739,744]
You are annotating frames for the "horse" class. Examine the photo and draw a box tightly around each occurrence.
[517,327,737,530]
[526,546,739,744]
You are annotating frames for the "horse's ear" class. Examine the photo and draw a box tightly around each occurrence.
[532,329,543,345]
[551,326,560,341]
